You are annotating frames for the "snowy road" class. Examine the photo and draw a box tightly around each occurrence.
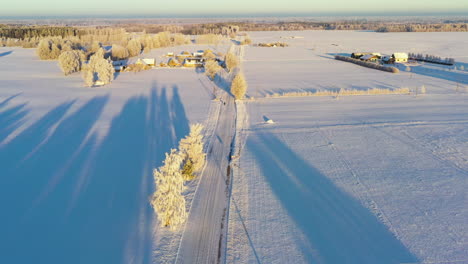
[175,88,236,263]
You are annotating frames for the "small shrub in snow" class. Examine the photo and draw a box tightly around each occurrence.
[241,36,252,45]
[231,72,247,100]
[179,124,206,181]
[265,88,410,98]
[150,149,187,230]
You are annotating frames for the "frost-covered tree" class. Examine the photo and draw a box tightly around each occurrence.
[203,49,216,60]
[172,33,189,46]
[83,48,114,86]
[225,52,239,72]
[157,32,171,47]
[204,60,221,80]
[150,149,187,230]
[82,70,95,87]
[58,50,83,75]
[179,124,206,181]
[89,41,102,53]
[231,72,247,100]
[111,44,129,60]
[127,38,142,57]
[95,58,115,85]
[36,39,52,60]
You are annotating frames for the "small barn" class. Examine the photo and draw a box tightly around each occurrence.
[193,51,204,57]
[392,53,408,63]
[382,55,393,64]
[136,58,156,67]
[360,54,380,62]
[183,57,204,67]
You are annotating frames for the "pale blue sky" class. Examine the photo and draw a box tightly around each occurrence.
[1,0,468,16]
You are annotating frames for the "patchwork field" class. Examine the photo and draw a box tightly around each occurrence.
[227,31,468,264]
[0,30,467,264]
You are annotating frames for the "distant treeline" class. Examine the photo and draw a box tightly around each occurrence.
[0,25,80,39]
[117,21,467,33]
[1,22,466,42]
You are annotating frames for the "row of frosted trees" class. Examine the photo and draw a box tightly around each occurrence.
[150,124,206,230]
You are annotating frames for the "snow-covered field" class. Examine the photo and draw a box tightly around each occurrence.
[227,31,467,264]
[1,30,467,264]
[0,47,216,263]
[244,31,468,97]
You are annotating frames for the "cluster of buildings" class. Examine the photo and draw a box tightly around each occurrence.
[351,52,409,64]
[112,50,208,71]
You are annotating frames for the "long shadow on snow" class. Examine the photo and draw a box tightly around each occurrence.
[248,133,418,264]
[0,50,13,57]
[0,86,190,264]
[0,103,29,143]
[0,93,22,109]
[403,64,468,85]
[0,97,108,263]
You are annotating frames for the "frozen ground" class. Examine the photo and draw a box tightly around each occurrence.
[227,31,467,264]
[0,47,215,264]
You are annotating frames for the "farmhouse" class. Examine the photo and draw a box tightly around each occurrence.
[392,53,408,63]
[183,57,205,67]
[136,58,156,67]
[360,54,380,62]
[193,51,204,57]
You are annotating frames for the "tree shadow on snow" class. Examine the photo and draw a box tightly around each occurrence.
[0,50,13,57]
[0,103,29,144]
[248,133,418,264]
[0,93,22,109]
[0,85,190,264]
[401,64,468,85]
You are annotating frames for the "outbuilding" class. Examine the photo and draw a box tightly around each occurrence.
[392,53,408,63]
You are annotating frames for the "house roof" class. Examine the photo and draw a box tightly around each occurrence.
[393,53,408,59]
[361,54,378,60]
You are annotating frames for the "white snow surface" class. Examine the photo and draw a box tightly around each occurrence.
[0,47,216,264]
[227,31,467,264]
[244,31,468,98]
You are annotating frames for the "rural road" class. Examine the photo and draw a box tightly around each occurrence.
[175,88,236,264]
